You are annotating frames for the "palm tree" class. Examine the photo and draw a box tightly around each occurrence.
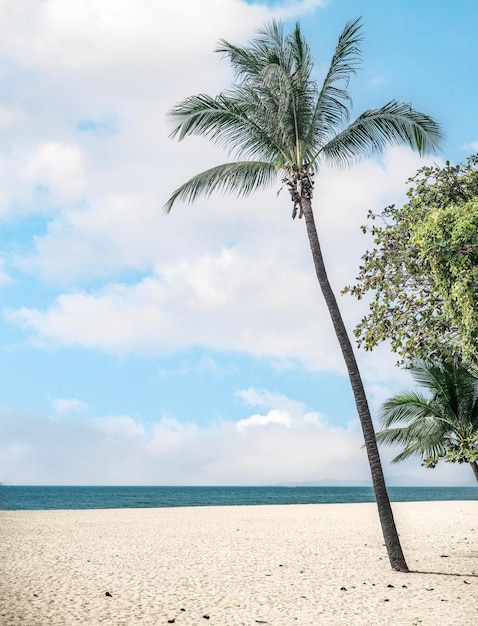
[164,18,443,571]
[377,360,478,482]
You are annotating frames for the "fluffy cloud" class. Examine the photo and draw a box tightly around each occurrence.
[0,0,453,492]
[6,244,342,367]
[6,147,436,375]
[1,387,473,486]
[19,142,86,206]
[0,0,275,219]
[51,397,90,415]
[235,388,327,432]
[0,105,25,130]
[236,409,292,431]
[0,1,438,375]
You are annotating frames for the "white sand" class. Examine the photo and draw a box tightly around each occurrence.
[0,501,476,625]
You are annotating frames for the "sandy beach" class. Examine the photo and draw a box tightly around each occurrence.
[0,501,476,625]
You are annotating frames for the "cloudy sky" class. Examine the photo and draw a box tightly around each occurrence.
[1,0,477,486]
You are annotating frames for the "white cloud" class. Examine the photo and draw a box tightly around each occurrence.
[19,194,165,283]
[0,142,87,218]
[0,105,25,130]
[0,0,437,362]
[236,409,292,431]
[0,0,275,219]
[5,245,343,368]
[0,0,325,125]
[5,146,437,377]
[0,0,447,460]
[0,1,267,74]
[51,397,89,415]
[0,389,367,486]
[20,142,86,206]
[236,387,327,426]
[1,389,473,486]
[0,0,331,276]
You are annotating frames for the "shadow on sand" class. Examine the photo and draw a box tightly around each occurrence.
[410,570,478,578]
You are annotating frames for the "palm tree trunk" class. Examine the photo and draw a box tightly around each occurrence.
[470,461,478,482]
[301,194,409,572]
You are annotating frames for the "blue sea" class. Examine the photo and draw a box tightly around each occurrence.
[0,485,476,511]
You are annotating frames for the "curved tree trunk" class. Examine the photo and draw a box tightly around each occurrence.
[470,461,478,482]
[301,194,409,572]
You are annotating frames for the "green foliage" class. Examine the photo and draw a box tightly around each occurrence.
[164,19,442,213]
[411,199,478,360]
[423,435,478,469]
[376,360,478,475]
[344,155,478,364]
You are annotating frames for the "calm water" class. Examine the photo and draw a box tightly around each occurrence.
[0,485,476,511]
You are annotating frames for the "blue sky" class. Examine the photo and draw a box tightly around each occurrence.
[0,0,477,486]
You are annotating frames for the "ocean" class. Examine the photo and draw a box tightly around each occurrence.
[0,485,476,511]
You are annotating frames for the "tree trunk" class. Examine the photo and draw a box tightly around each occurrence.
[470,461,478,482]
[301,194,409,572]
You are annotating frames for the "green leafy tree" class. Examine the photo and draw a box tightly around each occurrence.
[165,19,443,571]
[345,155,478,364]
[412,199,478,362]
[377,360,478,482]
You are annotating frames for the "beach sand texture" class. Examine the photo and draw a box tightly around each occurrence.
[0,501,476,625]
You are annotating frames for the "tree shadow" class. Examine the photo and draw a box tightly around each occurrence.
[409,569,478,578]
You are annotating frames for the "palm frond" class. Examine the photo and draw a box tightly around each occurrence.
[290,21,312,72]
[318,101,443,166]
[259,61,317,164]
[377,416,449,461]
[377,359,478,466]
[470,393,478,427]
[410,360,459,419]
[412,360,478,426]
[217,20,318,166]
[411,360,453,392]
[377,419,446,451]
[286,25,318,161]
[256,63,305,159]
[217,20,287,81]
[167,19,443,221]
[167,92,289,163]
[306,17,363,152]
[390,439,447,463]
[379,391,434,427]
[215,40,264,80]
[163,161,278,213]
